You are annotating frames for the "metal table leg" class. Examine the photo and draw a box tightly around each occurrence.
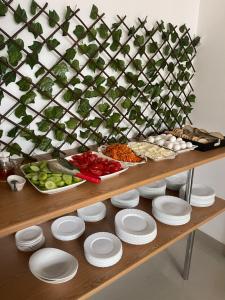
[183,168,195,280]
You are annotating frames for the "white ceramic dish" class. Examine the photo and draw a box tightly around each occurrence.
[97,145,147,167]
[152,196,192,219]
[15,226,43,245]
[51,216,85,241]
[29,248,78,283]
[16,236,45,252]
[115,209,157,245]
[138,180,166,199]
[66,152,129,180]
[84,232,123,267]
[179,184,215,207]
[165,171,188,191]
[152,208,190,226]
[7,175,26,191]
[77,202,106,222]
[111,190,139,208]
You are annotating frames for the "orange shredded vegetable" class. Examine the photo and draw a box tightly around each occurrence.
[103,144,142,162]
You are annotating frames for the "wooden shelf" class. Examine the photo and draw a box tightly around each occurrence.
[1,148,225,238]
[0,196,225,300]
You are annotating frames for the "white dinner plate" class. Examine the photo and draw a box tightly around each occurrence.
[152,196,192,219]
[84,232,122,267]
[51,216,85,241]
[166,171,188,191]
[15,226,43,245]
[152,208,190,226]
[77,202,106,222]
[111,190,140,208]
[29,248,78,281]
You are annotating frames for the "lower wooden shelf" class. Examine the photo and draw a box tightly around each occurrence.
[0,195,225,300]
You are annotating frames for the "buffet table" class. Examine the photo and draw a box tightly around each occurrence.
[0,147,225,299]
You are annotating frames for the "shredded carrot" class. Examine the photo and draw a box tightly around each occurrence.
[103,144,142,162]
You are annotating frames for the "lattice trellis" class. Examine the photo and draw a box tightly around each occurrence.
[0,0,200,159]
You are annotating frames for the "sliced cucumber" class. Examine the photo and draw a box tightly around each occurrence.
[38,172,48,181]
[45,181,57,190]
[57,180,65,187]
[30,165,40,172]
[62,174,72,185]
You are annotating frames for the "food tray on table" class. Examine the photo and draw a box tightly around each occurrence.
[182,137,225,152]
[21,160,85,195]
[98,145,147,167]
[66,151,128,180]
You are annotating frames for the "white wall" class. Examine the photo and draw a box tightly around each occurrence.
[192,0,225,244]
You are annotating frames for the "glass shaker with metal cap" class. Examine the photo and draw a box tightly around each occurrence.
[0,151,15,182]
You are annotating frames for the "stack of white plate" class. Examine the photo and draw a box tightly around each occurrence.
[179,184,215,207]
[152,196,192,226]
[115,209,157,245]
[15,226,45,252]
[77,202,106,222]
[166,171,188,191]
[29,248,78,284]
[84,232,123,267]
[111,189,139,208]
[51,216,85,241]
[138,180,166,199]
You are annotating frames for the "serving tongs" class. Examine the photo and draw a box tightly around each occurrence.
[48,158,101,184]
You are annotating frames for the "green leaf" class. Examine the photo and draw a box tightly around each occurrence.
[121,44,130,56]
[128,26,135,36]
[20,128,35,141]
[14,5,27,23]
[192,36,200,47]
[63,89,75,102]
[98,23,108,39]
[0,56,8,76]
[35,67,45,78]
[66,117,78,129]
[19,115,33,126]
[71,59,80,71]
[0,130,2,138]
[48,10,60,27]
[121,98,132,109]
[20,90,36,104]
[88,28,97,42]
[148,42,158,53]
[90,117,102,128]
[95,57,105,70]
[112,29,122,42]
[74,88,82,99]
[17,77,32,91]
[46,38,60,50]
[6,143,22,156]
[167,62,175,73]
[15,104,26,118]
[179,24,186,33]
[90,4,98,19]
[186,94,196,103]
[62,21,69,36]
[37,119,51,132]
[3,71,16,85]
[83,75,94,86]
[0,34,5,50]
[52,62,68,78]
[65,134,77,145]
[106,76,116,87]
[132,59,142,71]
[30,1,38,15]
[28,22,43,38]
[28,41,43,54]
[171,32,178,43]
[65,6,73,19]
[26,52,38,69]
[134,35,144,47]
[99,41,110,52]
[64,48,76,62]
[156,58,166,69]
[73,25,86,39]
[83,43,98,58]
[0,90,3,104]
[36,136,52,151]
[38,77,54,95]
[98,102,110,114]
[163,44,170,56]
[95,75,105,86]
[77,98,91,118]
[44,106,64,120]
[80,130,90,139]
[7,126,19,138]
[70,76,80,86]
[53,124,65,141]
[106,113,120,128]
[7,39,24,66]
[0,0,8,16]
[139,45,146,56]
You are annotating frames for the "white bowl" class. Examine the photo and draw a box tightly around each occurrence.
[77,202,106,222]
[166,171,188,191]
[51,216,85,241]
[29,248,78,282]
[7,175,26,191]
[138,180,166,199]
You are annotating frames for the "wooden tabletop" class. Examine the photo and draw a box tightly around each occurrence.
[0,147,225,237]
[0,196,225,300]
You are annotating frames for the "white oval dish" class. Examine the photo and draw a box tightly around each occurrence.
[29,248,78,283]
[152,208,190,226]
[111,190,139,208]
[138,180,166,199]
[51,216,85,241]
[77,202,106,222]
[84,232,123,267]
[179,184,215,207]
[15,226,43,245]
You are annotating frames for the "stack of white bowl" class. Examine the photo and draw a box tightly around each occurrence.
[84,232,123,267]
[179,184,215,207]
[77,202,106,222]
[51,216,85,241]
[115,209,157,245]
[152,196,192,226]
[15,225,45,252]
[111,189,139,208]
[138,180,166,199]
[166,171,188,191]
[29,248,78,284]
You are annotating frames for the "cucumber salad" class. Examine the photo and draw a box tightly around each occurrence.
[22,161,82,190]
